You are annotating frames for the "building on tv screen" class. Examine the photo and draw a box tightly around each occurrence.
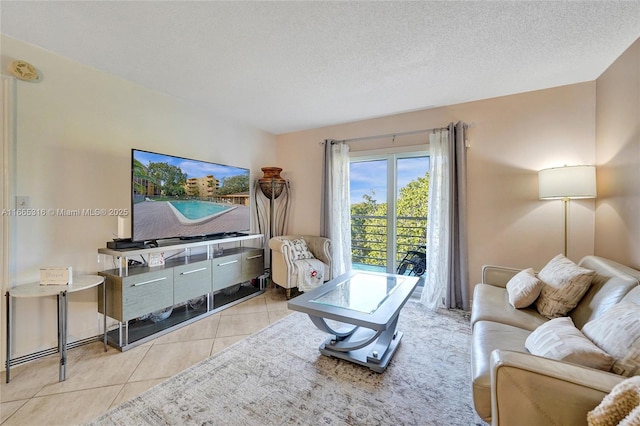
[132,149,251,241]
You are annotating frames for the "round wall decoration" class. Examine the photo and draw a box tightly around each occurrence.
[9,60,39,81]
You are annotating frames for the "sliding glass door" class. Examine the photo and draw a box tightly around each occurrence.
[349,152,429,274]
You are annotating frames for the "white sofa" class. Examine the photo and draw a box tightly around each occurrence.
[470,255,640,425]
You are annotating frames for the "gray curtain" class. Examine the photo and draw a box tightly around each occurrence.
[446,122,470,310]
[320,139,334,238]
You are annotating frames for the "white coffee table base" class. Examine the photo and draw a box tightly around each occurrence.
[307,306,403,373]
[318,325,403,373]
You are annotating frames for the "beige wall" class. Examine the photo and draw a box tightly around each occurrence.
[4,30,635,363]
[276,82,597,297]
[1,35,276,358]
[595,38,640,269]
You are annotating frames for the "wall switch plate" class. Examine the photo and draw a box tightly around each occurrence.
[16,196,30,208]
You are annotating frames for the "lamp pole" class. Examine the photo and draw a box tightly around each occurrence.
[538,165,597,259]
[562,197,569,257]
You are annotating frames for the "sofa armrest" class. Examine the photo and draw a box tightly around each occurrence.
[269,237,296,286]
[303,236,332,276]
[482,265,525,288]
[490,349,624,426]
[269,236,287,254]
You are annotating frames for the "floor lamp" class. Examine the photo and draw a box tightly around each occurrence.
[538,165,597,257]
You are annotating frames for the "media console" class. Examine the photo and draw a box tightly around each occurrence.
[97,233,265,351]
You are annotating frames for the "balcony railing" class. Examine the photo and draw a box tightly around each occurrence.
[351,214,427,272]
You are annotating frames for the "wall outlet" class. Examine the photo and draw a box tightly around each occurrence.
[16,195,30,208]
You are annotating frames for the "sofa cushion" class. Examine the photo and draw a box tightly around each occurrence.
[582,302,640,377]
[570,256,640,329]
[621,286,640,304]
[535,254,595,319]
[471,283,548,331]
[471,320,532,421]
[506,268,543,308]
[525,317,614,371]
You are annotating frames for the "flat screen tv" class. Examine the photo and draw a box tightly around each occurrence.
[131,149,251,242]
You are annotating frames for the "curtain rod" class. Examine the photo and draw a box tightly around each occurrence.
[333,126,448,144]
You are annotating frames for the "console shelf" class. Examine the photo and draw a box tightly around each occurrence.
[98,234,265,351]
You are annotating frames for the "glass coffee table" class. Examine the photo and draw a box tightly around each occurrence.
[287,270,420,373]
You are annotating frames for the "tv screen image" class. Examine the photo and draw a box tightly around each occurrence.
[132,149,251,242]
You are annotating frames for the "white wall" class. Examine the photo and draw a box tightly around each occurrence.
[1,35,276,360]
[276,82,597,296]
[595,38,640,269]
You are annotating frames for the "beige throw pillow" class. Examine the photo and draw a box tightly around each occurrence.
[525,317,615,371]
[535,254,595,319]
[287,238,315,261]
[582,302,640,377]
[506,268,543,308]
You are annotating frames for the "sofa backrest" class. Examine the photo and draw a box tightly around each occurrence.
[570,256,640,329]
[621,286,640,304]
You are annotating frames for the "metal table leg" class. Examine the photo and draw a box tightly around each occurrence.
[102,279,107,351]
[63,290,68,381]
[58,291,69,382]
[5,291,10,383]
[57,293,62,381]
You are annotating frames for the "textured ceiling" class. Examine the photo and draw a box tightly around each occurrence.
[1,1,639,134]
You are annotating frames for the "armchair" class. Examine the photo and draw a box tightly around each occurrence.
[269,235,332,299]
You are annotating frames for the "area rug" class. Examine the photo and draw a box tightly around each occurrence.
[88,301,482,425]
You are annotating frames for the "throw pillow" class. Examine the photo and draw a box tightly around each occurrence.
[525,317,615,371]
[535,254,595,319]
[506,268,544,308]
[287,238,315,261]
[582,302,640,377]
[587,375,640,426]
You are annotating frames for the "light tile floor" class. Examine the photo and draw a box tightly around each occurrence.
[0,286,293,425]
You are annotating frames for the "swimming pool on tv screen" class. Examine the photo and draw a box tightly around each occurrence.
[169,200,231,220]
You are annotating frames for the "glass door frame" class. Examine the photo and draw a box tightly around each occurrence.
[349,147,429,274]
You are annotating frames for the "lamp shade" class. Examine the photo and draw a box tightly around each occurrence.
[538,165,597,200]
